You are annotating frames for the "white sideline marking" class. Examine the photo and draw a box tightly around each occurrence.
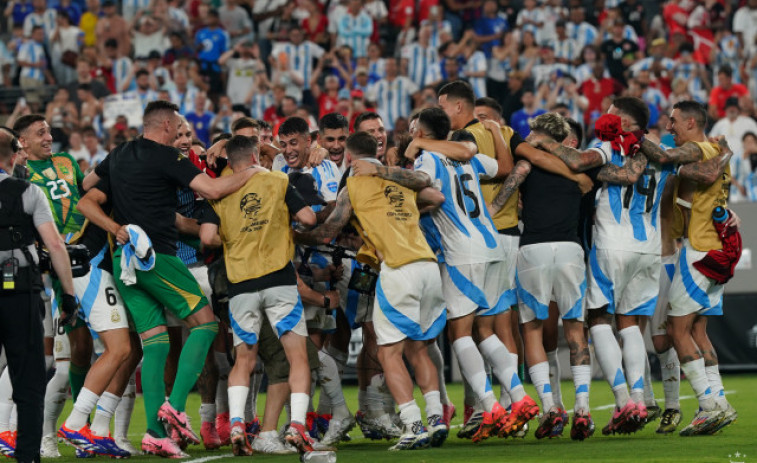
[184,454,233,463]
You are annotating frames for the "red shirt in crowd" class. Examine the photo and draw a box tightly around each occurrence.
[389,0,415,28]
[580,76,624,126]
[302,15,328,43]
[318,93,339,118]
[709,83,749,118]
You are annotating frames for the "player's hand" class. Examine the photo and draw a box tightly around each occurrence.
[481,119,501,133]
[323,289,340,309]
[575,173,593,195]
[711,135,732,156]
[259,143,280,167]
[206,139,228,168]
[307,147,326,167]
[352,159,380,177]
[726,210,742,230]
[59,293,80,327]
[115,225,130,245]
[330,264,344,282]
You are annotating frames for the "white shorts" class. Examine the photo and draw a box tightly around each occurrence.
[373,260,446,346]
[668,241,724,317]
[42,274,54,338]
[52,316,71,360]
[73,266,129,333]
[441,259,511,319]
[651,252,677,337]
[516,242,586,323]
[498,234,519,304]
[166,264,212,327]
[586,247,660,316]
[228,285,308,347]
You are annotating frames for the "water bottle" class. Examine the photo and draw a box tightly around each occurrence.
[712,206,728,223]
[300,451,337,463]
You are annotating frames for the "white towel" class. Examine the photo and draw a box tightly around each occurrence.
[119,225,155,286]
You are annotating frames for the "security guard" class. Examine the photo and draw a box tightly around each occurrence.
[0,127,77,463]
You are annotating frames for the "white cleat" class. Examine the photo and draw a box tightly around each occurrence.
[114,436,141,456]
[40,434,61,458]
[319,416,356,447]
[252,430,297,455]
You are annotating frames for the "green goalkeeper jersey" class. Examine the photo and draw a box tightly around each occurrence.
[27,152,86,239]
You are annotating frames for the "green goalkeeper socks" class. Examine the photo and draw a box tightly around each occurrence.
[169,322,219,413]
[142,332,171,437]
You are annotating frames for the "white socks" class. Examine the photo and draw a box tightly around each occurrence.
[199,403,217,424]
[290,392,310,425]
[619,326,646,403]
[571,365,591,413]
[643,353,656,406]
[427,342,451,405]
[91,392,120,437]
[590,324,630,408]
[66,387,99,431]
[658,348,680,410]
[228,385,249,424]
[705,365,727,408]
[680,358,715,410]
[452,336,495,411]
[365,374,385,419]
[0,369,12,433]
[546,350,564,409]
[42,361,70,437]
[529,362,555,412]
[423,390,443,418]
[479,335,526,403]
[114,375,136,440]
[398,400,421,428]
[317,350,350,420]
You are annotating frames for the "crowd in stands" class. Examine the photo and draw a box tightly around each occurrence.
[3,0,757,200]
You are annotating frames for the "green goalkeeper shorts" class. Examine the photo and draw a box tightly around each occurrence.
[113,249,209,333]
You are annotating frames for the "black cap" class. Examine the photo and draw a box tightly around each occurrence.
[725,96,740,110]
[288,172,326,206]
[148,50,162,60]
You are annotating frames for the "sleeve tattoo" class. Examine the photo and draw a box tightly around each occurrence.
[641,139,702,164]
[490,160,531,214]
[375,165,432,191]
[298,189,354,245]
[597,152,648,185]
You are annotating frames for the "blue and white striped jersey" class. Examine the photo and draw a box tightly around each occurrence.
[566,22,598,50]
[273,157,343,210]
[630,56,675,76]
[414,151,504,265]
[125,88,159,111]
[112,57,134,93]
[337,12,373,58]
[401,43,439,88]
[272,41,325,90]
[590,141,675,254]
[464,51,488,98]
[366,76,419,131]
[18,41,45,81]
[250,91,273,120]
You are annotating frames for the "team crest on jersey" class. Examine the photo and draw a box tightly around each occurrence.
[55,340,63,353]
[42,167,57,180]
[111,309,121,323]
[240,193,269,232]
[384,185,411,221]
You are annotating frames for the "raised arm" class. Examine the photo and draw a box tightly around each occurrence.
[489,159,531,215]
[678,145,733,185]
[481,120,514,177]
[528,132,605,171]
[189,168,261,200]
[596,152,648,185]
[403,138,476,162]
[351,159,432,191]
[515,143,593,193]
[640,139,703,164]
[296,188,354,245]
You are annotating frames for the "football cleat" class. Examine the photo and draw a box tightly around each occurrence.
[200,421,222,450]
[74,448,95,459]
[512,421,529,438]
[230,422,253,456]
[442,403,456,429]
[376,413,403,439]
[656,408,682,434]
[158,402,200,445]
[500,396,540,437]
[388,421,429,451]
[305,412,320,440]
[114,436,141,456]
[602,401,640,435]
[549,409,570,438]
[245,417,261,443]
[319,415,355,447]
[40,433,61,458]
[644,404,662,424]
[472,402,507,443]
[215,412,231,446]
[427,415,448,447]
[570,411,594,441]
[58,424,99,454]
[707,404,738,434]
[91,434,131,459]
[535,408,565,439]
[457,411,484,439]
[316,414,332,437]
[251,431,296,455]
[284,422,319,454]
[0,430,16,458]
[355,411,383,440]
[680,408,725,436]
[168,426,188,450]
[141,431,189,459]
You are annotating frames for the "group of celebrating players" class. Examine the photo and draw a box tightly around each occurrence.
[0,79,740,460]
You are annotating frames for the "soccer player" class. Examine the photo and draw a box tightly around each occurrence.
[319,113,350,174]
[14,114,139,458]
[496,113,595,440]
[436,81,591,438]
[77,100,260,458]
[299,131,447,450]
[199,135,317,455]
[664,101,738,436]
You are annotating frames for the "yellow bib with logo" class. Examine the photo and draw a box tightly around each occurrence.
[346,176,435,268]
[464,123,518,231]
[688,141,730,252]
[211,171,294,283]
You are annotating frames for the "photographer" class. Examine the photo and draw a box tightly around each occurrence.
[0,127,76,463]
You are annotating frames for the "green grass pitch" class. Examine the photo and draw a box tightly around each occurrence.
[51,375,757,463]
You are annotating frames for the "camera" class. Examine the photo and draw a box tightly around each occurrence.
[38,244,91,278]
[348,265,378,294]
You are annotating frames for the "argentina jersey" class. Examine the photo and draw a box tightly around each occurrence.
[414,150,504,265]
[274,157,342,211]
[590,141,675,254]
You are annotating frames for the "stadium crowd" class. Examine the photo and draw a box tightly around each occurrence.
[0,0,746,461]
